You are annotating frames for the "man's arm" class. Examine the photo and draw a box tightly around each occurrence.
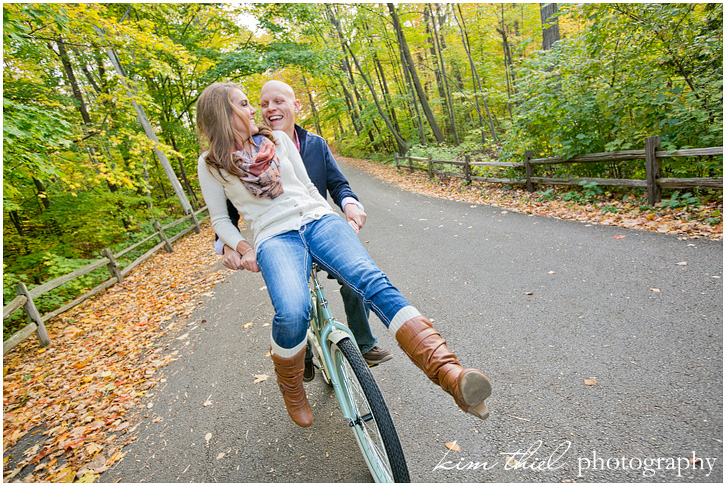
[320,143,367,230]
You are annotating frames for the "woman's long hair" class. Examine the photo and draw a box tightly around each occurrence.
[196,82,276,178]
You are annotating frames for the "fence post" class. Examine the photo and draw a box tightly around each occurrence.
[153,221,173,252]
[524,150,535,192]
[428,154,433,177]
[645,136,662,206]
[101,248,123,283]
[190,211,201,234]
[408,151,413,172]
[14,283,50,347]
[464,155,471,183]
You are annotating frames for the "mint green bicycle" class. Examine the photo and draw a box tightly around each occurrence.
[306,263,410,483]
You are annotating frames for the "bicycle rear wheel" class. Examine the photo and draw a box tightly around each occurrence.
[330,337,410,483]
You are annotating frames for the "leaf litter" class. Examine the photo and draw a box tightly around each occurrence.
[3,222,228,482]
[338,155,722,240]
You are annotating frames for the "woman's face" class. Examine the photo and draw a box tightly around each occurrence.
[229,89,259,139]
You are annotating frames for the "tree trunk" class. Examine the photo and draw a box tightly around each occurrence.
[429,4,459,144]
[387,3,445,143]
[337,76,362,136]
[324,86,347,138]
[373,52,402,140]
[454,5,499,143]
[53,35,114,189]
[424,5,450,136]
[327,6,408,153]
[33,177,50,210]
[540,3,560,51]
[168,132,199,209]
[94,25,193,215]
[498,4,517,114]
[9,210,25,237]
[301,75,323,136]
[381,15,425,144]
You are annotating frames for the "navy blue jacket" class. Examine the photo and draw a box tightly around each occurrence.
[223,124,359,229]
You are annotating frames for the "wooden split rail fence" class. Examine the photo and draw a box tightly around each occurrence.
[3,207,209,354]
[395,136,723,205]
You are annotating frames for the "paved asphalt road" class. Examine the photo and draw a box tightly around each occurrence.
[105,160,722,483]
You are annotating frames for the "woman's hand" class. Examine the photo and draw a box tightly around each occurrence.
[222,245,243,270]
[235,241,260,273]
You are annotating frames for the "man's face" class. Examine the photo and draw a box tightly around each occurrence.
[260,83,300,133]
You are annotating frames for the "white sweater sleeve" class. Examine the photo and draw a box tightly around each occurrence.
[197,154,246,251]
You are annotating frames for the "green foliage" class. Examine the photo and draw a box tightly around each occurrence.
[706,209,721,226]
[580,181,603,203]
[537,189,557,202]
[501,3,722,181]
[563,191,584,203]
[659,191,700,210]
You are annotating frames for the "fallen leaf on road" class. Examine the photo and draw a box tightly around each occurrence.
[505,456,522,468]
[613,235,626,239]
[243,322,254,328]
[675,261,687,266]
[584,378,598,386]
[445,442,461,452]
[524,291,534,295]
[254,374,269,384]
[650,288,661,292]
[216,452,225,460]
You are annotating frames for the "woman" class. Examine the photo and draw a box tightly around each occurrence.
[196,82,491,427]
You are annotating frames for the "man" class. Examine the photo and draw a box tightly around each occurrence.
[214,80,392,378]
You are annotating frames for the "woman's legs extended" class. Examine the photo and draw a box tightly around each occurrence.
[303,215,420,331]
[305,215,492,420]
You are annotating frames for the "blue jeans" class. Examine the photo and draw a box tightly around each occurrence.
[256,215,419,356]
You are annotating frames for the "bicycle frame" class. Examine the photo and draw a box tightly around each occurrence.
[306,264,361,424]
[306,263,409,483]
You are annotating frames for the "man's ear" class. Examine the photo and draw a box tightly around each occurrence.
[293,99,301,114]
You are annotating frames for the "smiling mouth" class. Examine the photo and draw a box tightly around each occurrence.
[268,115,283,122]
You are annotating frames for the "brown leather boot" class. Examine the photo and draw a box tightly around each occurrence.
[396,316,492,419]
[271,347,313,427]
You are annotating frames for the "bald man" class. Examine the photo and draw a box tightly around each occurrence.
[214,81,393,376]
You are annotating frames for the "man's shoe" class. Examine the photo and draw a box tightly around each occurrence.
[303,359,315,382]
[362,346,393,366]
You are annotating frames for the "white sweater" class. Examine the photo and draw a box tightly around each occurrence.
[197,131,335,251]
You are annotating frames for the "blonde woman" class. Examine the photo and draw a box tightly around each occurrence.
[196,82,492,427]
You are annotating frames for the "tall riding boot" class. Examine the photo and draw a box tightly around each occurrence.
[271,347,314,427]
[396,316,492,420]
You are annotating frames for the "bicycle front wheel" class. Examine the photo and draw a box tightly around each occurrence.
[330,337,410,483]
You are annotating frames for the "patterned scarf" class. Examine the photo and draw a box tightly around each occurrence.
[233,135,283,199]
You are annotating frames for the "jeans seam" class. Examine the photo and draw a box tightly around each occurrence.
[307,247,391,327]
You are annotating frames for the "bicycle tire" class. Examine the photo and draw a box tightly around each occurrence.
[330,337,410,483]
